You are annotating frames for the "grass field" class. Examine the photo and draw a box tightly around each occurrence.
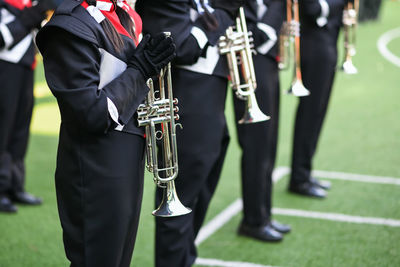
[1,1,400,266]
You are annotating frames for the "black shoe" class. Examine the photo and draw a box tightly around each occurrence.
[0,195,17,213]
[238,222,283,242]
[310,177,331,190]
[11,192,42,205]
[271,220,291,234]
[289,182,327,198]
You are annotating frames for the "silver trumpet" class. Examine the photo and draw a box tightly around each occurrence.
[278,21,291,71]
[284,0,310,97]
[137,36,191,217]
[341,0,359,74]
[219,7,270,124]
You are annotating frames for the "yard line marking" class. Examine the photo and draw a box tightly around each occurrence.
[272,166,290,183]
[312,170,400,186]
[197,167,400,246]
[195,199,242,246]
[195,167,289,246]
[195,257,278,267]
[273,208,400,227]
[377,27,400,67]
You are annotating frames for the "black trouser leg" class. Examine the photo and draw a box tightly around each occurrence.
[8,68,34,194]
[155,70,228,267]
[233,56,280,226]
[0,61,29,194]
[56,129,145,267]
[290,40,337,185]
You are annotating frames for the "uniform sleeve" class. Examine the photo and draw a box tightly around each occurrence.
[255,0,285,55]
[39,28,148,134]
[136,0,233,66]
[0,6,32,49]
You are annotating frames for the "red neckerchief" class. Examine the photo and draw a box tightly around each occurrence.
[4,0,31,10]
[82,0,142,45]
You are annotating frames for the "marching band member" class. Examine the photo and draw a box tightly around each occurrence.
[288,0,346,198]
[36,0,175,265]
[135,0,243,266]
[0,0,56,212]
[234,0,291,242]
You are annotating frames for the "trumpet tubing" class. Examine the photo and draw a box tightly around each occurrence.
[277,0,310,96]
[218,7,270,124]
[278,21,291,70]
[137,35,191,217]
[341,0,359,74]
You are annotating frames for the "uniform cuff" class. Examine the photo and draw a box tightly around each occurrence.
[316,0,329,27]
[107,97,122,126]
[256,22,277,55]
[191,26,208,49]
[0,23,13,48]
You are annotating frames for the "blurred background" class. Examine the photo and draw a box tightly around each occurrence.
[0,0,399,266]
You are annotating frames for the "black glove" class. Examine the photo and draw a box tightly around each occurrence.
[19,0,57,30]
[212,0,245,19]
[128,33,176,79]
[247,24,269,48]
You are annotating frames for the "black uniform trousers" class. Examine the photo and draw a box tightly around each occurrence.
[55,126,145,267]
[290,33,338,184]
[155,69,230,267]
[233,55,280,227]
[0,60,33,195]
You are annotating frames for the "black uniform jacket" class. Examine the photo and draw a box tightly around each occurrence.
[135,0,233,78]
[300,0,345,44]
[0,0,36,68]
[36,0,149,137]
[244,0,285,60]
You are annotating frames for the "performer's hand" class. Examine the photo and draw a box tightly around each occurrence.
[19,0,58,30]
[342,8,357,26]
[36,0,58,12]
[212,0,245,19]
[247,24,268,48]
[128,34,176,79]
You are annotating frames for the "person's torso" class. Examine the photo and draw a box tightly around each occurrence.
[0,0,36,68]
[44,0,144,136]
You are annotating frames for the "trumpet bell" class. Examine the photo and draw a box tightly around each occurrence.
[238,93,270,124]
[152,181,192,217]
[341,59,358,74]
[287,79,310,97]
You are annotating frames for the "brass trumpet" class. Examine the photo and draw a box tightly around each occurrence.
[219,7,270,124]
[278,21,291,71]
[137,34,191,217]
[341,0,359,74]
[281,0,310,97]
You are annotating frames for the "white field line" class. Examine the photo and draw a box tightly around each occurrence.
[195,167,399,266]
[195,257,278,267]
[312,170,400,186]
[196,167,400,247]
[272,208,400,227]
[195,167,289,246]
[377,27,400,67]
[195,199,243,246]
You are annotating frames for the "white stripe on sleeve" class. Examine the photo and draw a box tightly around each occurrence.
[107,97,122,126]
[0,23,13,48]
[191,26,208,49]
[256,22,277,55]
[316,0,329,27]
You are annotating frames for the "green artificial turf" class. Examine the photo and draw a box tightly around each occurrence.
[1,1,399,266]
